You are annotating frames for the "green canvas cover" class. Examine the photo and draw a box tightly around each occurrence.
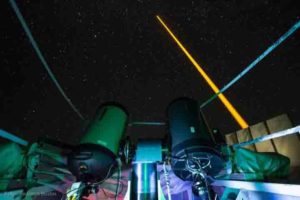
[219,147,290,200]
[0,142,24,177]
[0,142,25,190]
[233,148,290,178]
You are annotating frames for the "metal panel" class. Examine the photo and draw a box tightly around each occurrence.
[225,132,238,145]
[250,122,276,152]
[236,128,256,151]
[266,114,300,166]
[212,180,300,197]
[236,190,300,200]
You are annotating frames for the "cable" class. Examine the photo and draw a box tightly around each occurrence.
[192,156,211,169]
[9,0,85,120]
[92,187,99,200]
[185,156,211,176]
[64,163,115,200]
[214,194,218,200]
[101,182,124,199]
[163,162,172,200]
[187,159,213,200]
[91,163,115,186]
[114,168,121,200]
[114,158,122,200]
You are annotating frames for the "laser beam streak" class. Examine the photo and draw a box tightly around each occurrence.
[156,15,248,129]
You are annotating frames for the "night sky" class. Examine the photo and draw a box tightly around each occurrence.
[1,0,300,144]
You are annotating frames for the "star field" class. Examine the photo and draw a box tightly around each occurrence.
[0,0,299,144]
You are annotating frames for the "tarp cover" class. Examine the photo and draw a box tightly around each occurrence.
[0,142,24,177]
[233,148,290,178]
[0,142,24,190]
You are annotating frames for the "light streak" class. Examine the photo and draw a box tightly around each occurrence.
[156,15,248,129]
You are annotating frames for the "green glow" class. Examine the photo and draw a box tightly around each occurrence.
[143,163,148,193]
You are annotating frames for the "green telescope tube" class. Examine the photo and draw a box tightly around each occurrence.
[80,105,127,155]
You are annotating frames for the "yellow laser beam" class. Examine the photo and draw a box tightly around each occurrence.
[156,15,248,129]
